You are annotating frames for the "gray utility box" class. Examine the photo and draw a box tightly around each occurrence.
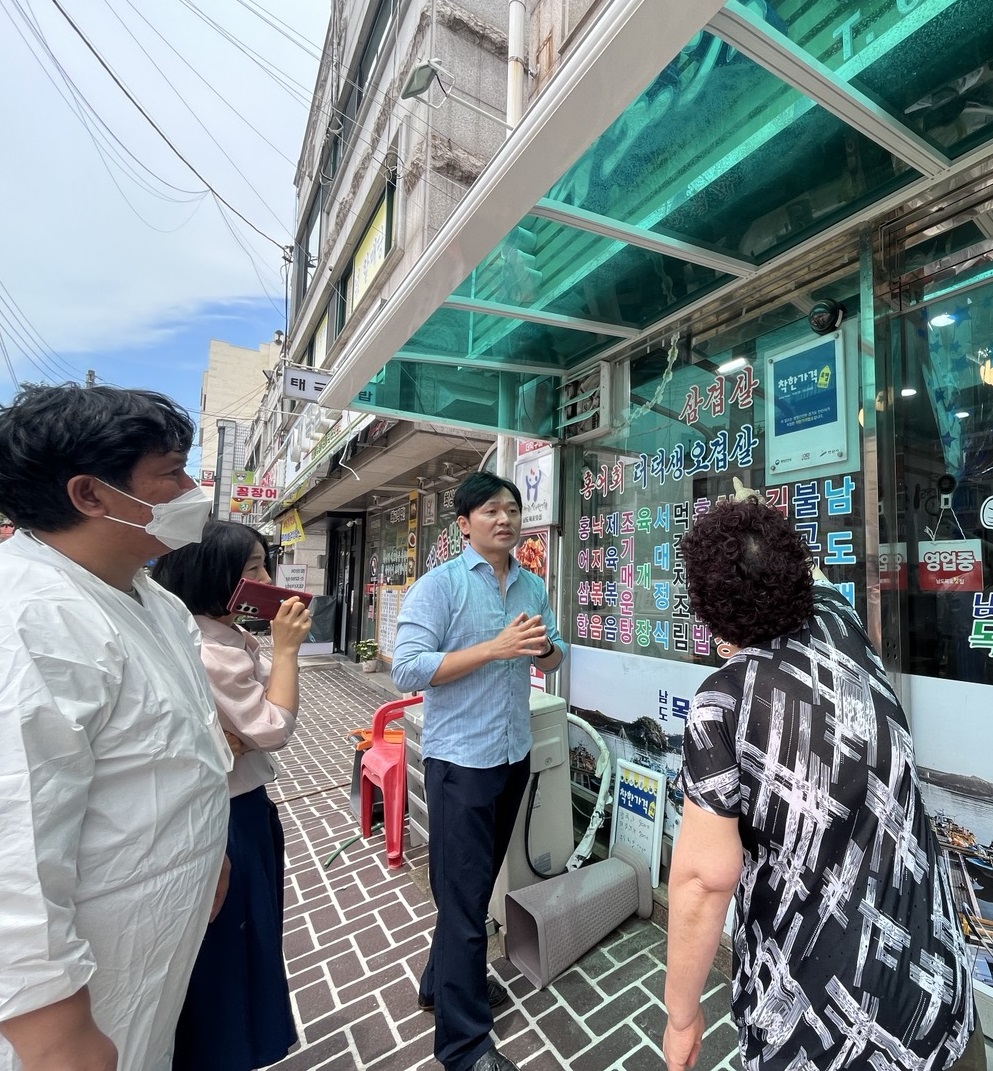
[489,691,575,931]
[404,703,428,847]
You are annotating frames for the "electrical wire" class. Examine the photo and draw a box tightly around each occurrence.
[0,281,82,383]
[0,334,22,391]
[32,0,423,316]
[98,0,290,233]
[0,306,66,383]
[160,0,482,273]
[12,0,294,329]
[173,0,443,174]
[47,0,287,250]
[16,0,498,387]
[117,0,297,167]
[0,274,80,377]
[229,0,321,60]
[98,367,278,425]
[177,0,314,105]
[3,0,207,208]
[211,201,286,317]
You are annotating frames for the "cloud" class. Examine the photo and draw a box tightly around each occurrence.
[0,0,323,369]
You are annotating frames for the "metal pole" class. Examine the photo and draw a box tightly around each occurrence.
[507,0,526,127]
[496,0,527,477]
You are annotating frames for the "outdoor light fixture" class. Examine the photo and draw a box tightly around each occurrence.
[929,312,956,328]
[400,61,442,101]
[400,58,513,129]
[717,357,747,374]
[955,410,969,419]
[901,386,918,397]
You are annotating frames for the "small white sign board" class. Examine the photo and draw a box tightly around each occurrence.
[283,367,330,403]
[514,446,558,528]
[276,564,308,591]
[610,759,665,888]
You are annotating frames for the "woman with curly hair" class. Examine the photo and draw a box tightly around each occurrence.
[680,493,814,649]
[663,479,979,1071]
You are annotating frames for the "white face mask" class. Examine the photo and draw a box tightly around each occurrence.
[97,481,212,550]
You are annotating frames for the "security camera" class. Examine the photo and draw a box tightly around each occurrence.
[808,299,846,336]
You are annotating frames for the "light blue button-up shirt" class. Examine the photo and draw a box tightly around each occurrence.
[392,545,566,768]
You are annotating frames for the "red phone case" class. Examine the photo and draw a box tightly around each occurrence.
[226,578,314,619]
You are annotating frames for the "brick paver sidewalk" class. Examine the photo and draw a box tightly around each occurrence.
[265,659,738,1071]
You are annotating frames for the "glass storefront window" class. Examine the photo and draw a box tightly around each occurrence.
[562,307,868,670]
[418,487,464,572]
[887,276,993,683]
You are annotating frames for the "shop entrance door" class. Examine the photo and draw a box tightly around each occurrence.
[878,246,993,1002]
[326,515,363,654]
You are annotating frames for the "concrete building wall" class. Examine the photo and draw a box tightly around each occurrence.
[198,338,280,493]
[287,0,507,372]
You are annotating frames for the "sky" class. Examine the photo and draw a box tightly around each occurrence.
[0,0,329,463]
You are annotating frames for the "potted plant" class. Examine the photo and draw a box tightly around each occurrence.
[355,639,380,673]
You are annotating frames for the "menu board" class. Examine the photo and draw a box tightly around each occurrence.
[378,586,405,658]
[380,501,411,585]
[570,458,862,660]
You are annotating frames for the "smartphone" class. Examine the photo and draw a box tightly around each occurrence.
[226,578,314,620]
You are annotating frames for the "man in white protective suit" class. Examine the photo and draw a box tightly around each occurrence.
[0,384,231,1071]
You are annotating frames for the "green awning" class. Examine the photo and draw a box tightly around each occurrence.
[321,0,993,436]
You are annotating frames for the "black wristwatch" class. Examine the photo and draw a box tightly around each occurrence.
[536,640,556,659]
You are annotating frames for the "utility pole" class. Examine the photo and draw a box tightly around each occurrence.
[84,369,96,388]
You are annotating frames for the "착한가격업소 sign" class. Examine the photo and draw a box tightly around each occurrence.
[610,759,665,888]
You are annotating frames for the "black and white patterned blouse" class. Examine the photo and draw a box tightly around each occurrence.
[681,585,974,1070]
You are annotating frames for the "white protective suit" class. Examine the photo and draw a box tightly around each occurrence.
[0,532,231,1071]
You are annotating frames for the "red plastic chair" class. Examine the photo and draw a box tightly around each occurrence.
[360,696,423,869]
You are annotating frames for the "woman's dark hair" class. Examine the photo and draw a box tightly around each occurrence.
[454,472,522,518]
[151,520,269,617]
[681,499,814,647]
[0,384,195,531]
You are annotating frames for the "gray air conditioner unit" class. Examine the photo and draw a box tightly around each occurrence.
[558,362,612,443]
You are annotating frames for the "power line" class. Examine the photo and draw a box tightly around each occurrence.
[229,0,321,60]
[97,0,288,234]
[162,0,472,260]
[3,0,207,207]
[117,0,297,167]
[48,0,286,250]
[177,0,314,107]
[0,275,82,381]
[212,199,286,318]
[0,334,22,391]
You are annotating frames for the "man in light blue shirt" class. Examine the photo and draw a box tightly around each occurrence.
[393,473,566,1071]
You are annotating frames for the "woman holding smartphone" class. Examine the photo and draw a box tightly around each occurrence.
[152,520,311,1071]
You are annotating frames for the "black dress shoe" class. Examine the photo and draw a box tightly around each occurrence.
[417,978,509,1013]
[469,1047,520,1071]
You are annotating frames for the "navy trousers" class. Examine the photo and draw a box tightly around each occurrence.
[421,755,531,1071]
[172,786,296,1071]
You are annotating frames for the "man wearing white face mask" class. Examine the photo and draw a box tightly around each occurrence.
[0,384,230,1071]
[94,478,215,550]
